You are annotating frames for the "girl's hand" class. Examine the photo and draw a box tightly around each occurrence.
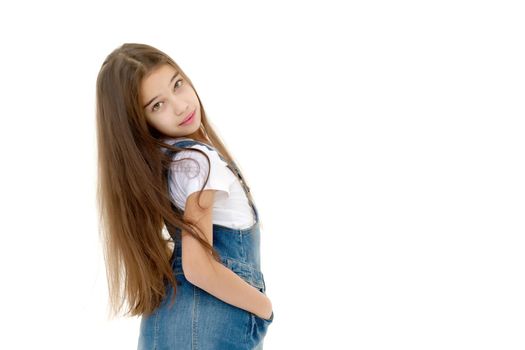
[255,294,273,320]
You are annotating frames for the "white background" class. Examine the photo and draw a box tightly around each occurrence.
[0,1,524,349]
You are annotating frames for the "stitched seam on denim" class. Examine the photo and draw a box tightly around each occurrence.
[250,313,257,349]
[192,286,199,350]
[238,233,247,265]
[244,310,251,349]
[153,309,159,350]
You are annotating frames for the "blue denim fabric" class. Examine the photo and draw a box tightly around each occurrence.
[137,139,273,350]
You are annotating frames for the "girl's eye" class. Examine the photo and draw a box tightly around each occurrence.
[151,102,162,112]
[151,79,184,112]
[174,78,183,89]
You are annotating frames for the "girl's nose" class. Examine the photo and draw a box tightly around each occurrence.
[169,96,188,116]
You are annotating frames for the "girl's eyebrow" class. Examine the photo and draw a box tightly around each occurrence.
[143,72,180,109]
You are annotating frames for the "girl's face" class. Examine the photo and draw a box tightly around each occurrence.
[140,63,202,139]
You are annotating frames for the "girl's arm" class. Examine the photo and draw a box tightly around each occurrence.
[181,189,273,320]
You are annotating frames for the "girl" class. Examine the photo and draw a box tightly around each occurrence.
[95,43,274,349]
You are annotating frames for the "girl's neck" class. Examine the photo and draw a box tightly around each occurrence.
[176,129,212,146]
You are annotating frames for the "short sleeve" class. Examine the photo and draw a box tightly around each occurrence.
[169,144,235,209]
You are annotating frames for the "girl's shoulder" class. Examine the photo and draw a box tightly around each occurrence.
[162,137,231,172]
[166,139,226,166]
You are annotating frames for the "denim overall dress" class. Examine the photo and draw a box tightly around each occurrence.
[137,139,274,350]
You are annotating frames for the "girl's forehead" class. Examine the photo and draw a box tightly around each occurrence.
[141,64,179,95]
[145,64,177,83]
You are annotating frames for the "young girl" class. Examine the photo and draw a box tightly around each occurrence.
[95,43,274,349]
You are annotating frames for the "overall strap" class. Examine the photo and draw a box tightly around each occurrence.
[165,139,259,223]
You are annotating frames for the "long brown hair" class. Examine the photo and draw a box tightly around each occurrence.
[95,43,257,318]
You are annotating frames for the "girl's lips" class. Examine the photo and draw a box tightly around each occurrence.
[179,110,195,125]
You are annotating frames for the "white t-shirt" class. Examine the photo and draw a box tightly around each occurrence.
[164,138,256,230]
